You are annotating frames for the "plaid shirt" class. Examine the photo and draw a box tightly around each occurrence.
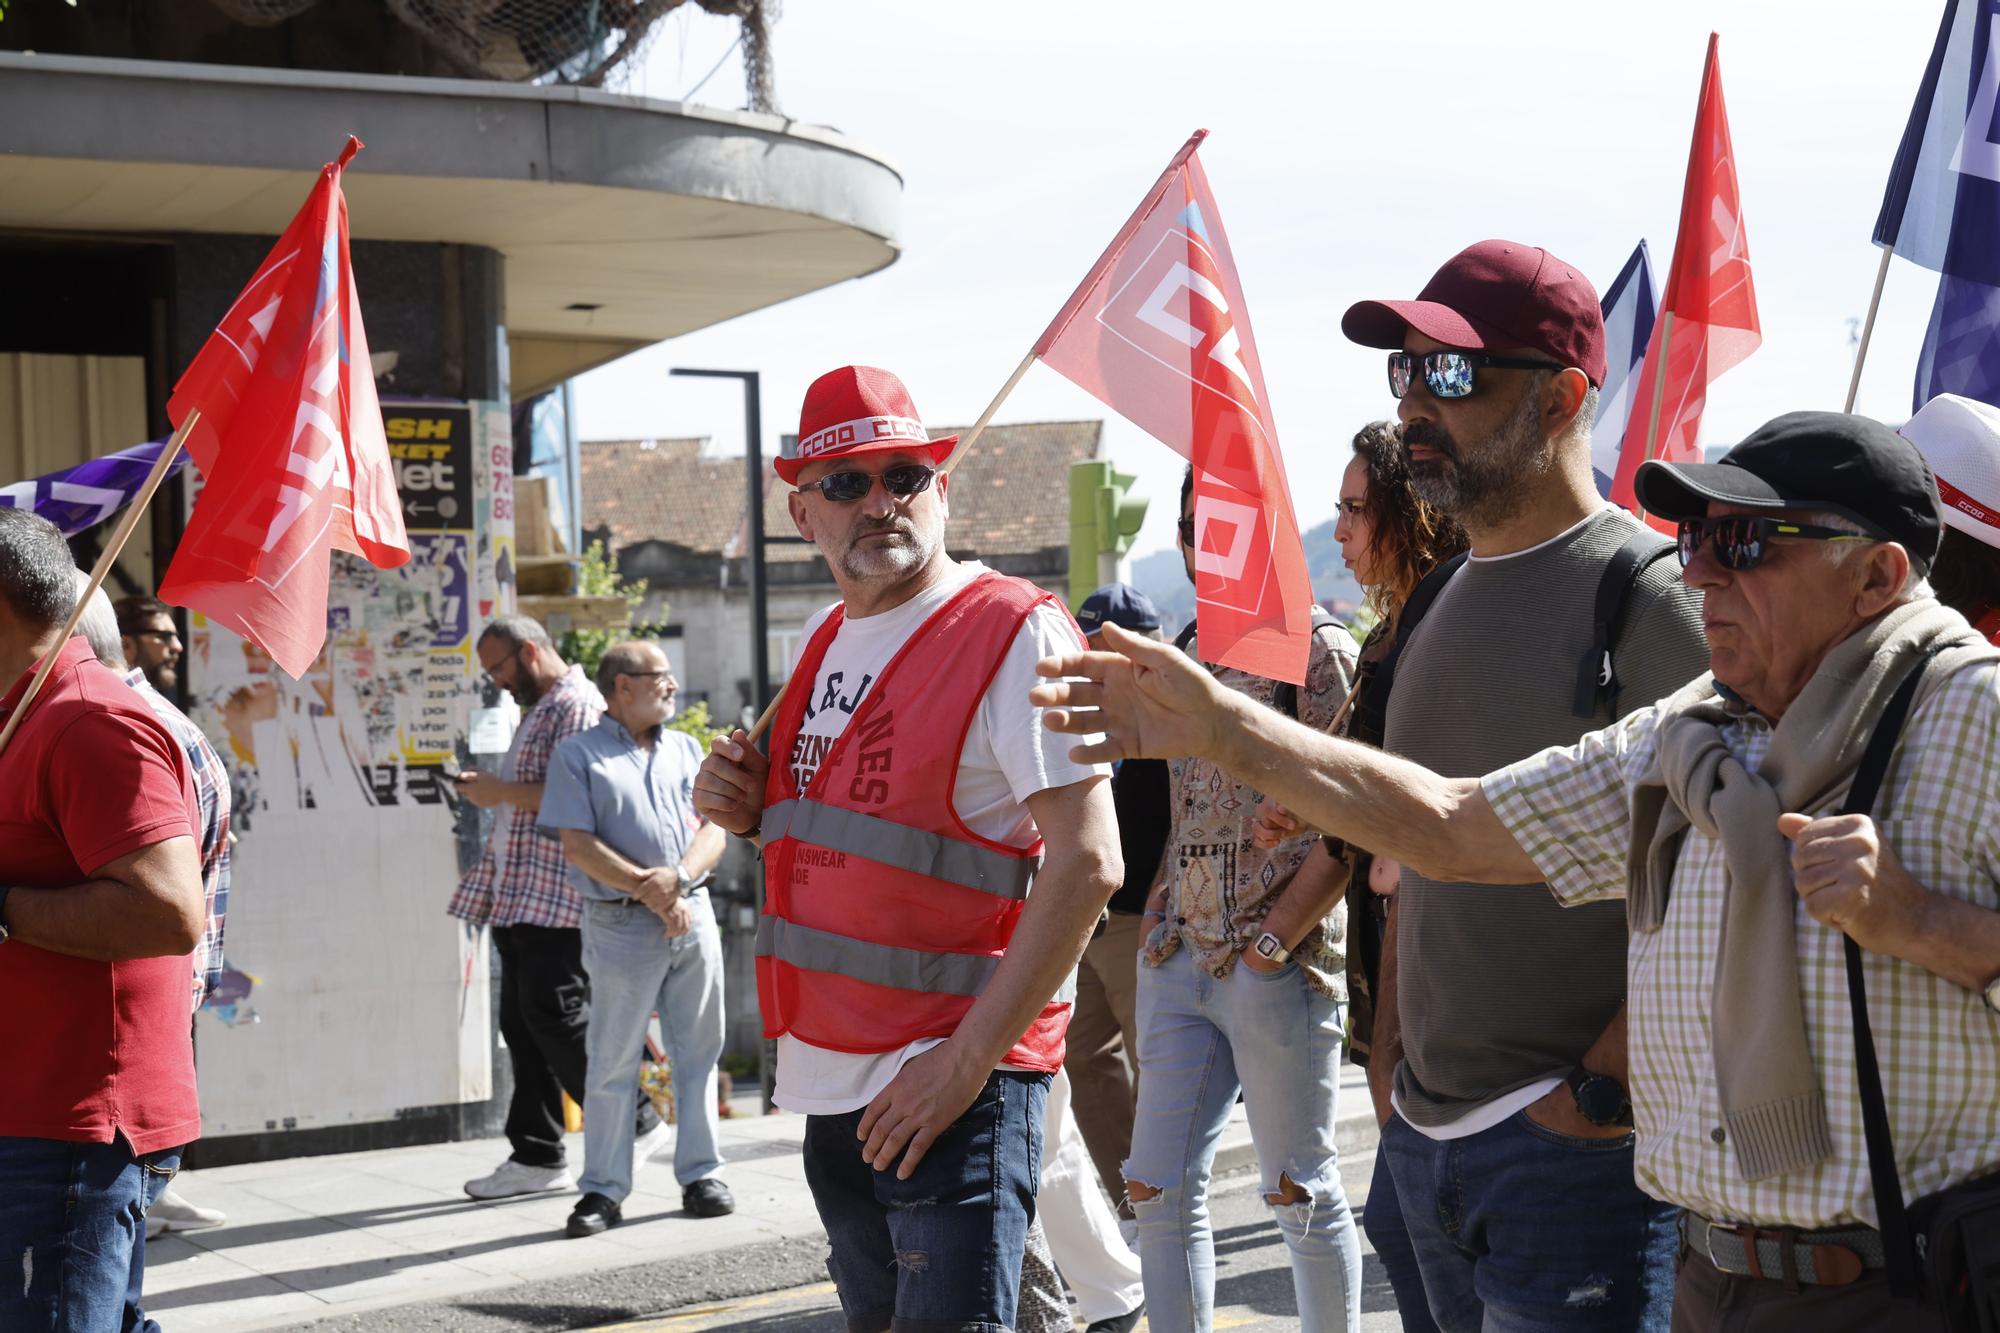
[1483,659,2000,1229]
[448,666,603,929]
[125,669,230,1014]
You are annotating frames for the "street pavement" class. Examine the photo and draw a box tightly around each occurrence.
[143,1063,1391,1331]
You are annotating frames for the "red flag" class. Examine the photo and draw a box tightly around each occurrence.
[1609,34,1762,529]
[1034,131,1313,684]
[159,137,408,678]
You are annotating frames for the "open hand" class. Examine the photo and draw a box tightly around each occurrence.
[1030,622,1230,764]
[856,1042,988,1180]
[1779,811,1929,957]
[695,729,771,837]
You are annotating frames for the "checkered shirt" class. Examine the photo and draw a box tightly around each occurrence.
[447,666,603,929]
[125,670,231,1013]
[1482,659,2000,1229]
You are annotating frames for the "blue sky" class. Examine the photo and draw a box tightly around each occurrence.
[574,0,1955,561]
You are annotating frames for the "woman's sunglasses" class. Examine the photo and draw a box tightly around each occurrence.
[797,463,937,504]
[1675,515,1873,572]
[1386,350,1562,400]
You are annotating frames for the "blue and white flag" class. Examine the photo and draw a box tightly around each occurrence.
[1591,240,1658,497]
[0,439,185,536]
[1874,0,2000,410]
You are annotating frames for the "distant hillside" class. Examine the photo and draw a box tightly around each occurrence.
[1130,517,1364,635]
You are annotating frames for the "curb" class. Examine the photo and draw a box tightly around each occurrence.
[1211,1103,1380,1177]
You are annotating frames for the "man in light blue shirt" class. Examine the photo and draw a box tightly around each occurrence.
[539,640,731,1238]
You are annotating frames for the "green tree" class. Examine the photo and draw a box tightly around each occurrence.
[557,540,650,680]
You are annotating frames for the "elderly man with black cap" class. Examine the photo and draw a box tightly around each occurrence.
[1033,411,2000,1331]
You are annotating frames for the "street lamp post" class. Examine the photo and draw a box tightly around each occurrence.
[669,367,773,1113]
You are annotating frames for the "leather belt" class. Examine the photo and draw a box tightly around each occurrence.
[1680,1210,1886,1288]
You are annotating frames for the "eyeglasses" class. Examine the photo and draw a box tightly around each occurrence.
[479,641,526,685]
[133,629,182,646]
[797,464,936,504]
[1387,350,1562,400]
[618,669,674,684]
[1676,515,1873,572]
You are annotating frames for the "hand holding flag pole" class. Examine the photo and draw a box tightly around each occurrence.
[0,411,200,761]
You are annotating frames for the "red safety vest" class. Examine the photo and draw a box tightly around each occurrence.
[757,571,1070,1071]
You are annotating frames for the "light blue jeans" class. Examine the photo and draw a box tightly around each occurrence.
[578,893,727,1201]
[1126,947,1362,1333]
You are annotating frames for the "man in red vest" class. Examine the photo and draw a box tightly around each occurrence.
[695,366,1123,1333]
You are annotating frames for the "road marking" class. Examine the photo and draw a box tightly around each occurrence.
[587,1282,840,1331]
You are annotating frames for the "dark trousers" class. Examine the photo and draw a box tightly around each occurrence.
[492,922,657,1168]
[1363,1147,1441,1333]
[1672,1243,1946,1332]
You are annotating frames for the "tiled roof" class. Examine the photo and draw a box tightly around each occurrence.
[585,421,1104,566]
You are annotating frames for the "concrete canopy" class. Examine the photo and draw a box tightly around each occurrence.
[0,52,902,398]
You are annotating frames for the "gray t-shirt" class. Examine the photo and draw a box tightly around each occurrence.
[1383,507,1709,1129]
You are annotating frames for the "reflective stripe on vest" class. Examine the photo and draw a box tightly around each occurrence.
[763,797,1038,900]
[755,914,1078,1005]
[756,915,998,997]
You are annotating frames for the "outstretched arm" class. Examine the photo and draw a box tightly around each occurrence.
[1030,623,1540,886]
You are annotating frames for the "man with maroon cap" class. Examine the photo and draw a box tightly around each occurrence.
[694,367,1123,1333]
[1331,241,1710,1330]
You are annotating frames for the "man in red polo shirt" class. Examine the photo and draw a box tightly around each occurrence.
[0,508,205,1333]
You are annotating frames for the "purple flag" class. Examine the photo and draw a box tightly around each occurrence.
[0,439,186,536]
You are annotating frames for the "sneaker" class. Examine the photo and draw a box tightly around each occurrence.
[464,1159,574,1200]
[145,1187,226,1239]
[565,1192,622,1238]
[1086,1305,1144,1333]
[682,1177,735,1218]
[632,1119,673,1173]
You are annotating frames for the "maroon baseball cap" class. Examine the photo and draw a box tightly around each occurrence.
[1342,240,1608,388]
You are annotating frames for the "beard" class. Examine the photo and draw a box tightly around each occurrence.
[1404,386,1554,530]
[143,660,179,693]
[835,514,940,583]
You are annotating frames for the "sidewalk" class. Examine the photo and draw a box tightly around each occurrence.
[146,1065,1377,1332]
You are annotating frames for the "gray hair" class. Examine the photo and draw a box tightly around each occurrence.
[0,508,79,627]
[1800,510,1930,602]
[594,640,658,698]
[478,613,554,655]
[72,571,125,668]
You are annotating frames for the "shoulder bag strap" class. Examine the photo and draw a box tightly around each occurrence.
[1839,648,1939,1298]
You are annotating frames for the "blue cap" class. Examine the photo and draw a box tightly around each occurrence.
[1076,584,1161,635]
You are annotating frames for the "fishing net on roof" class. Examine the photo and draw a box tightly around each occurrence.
[384,0,780,107]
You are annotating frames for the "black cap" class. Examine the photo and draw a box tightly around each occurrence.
[1076,584,1161,635]
[1634,411,1943,574]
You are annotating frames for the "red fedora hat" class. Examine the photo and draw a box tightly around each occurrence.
[776,366,957,484]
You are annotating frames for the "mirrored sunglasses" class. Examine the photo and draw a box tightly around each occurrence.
[1386,350,1562,400]
[1675,515,1873,572]
[798,464,937,504]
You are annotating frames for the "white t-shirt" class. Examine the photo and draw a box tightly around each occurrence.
[772,560,1107,1114]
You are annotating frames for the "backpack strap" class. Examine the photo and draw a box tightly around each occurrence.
[1272,607,1341,722]
[1572,530,1678,719]
[1173,619,1199,656]
[1838,649,1940,1299]
[1377,551,1467,701]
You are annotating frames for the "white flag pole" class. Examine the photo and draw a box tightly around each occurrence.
[1843,244,1895,414]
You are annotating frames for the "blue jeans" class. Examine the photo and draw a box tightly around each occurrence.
[1380,1110,1677,1332]
[0,1135,182,1333]
[578,894,727,1199]
[1364,1147,1440,1333]
[1126,948,1362,1333]
[803,1070,1048,1333]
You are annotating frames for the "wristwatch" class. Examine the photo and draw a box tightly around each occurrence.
[1566,1068,1634,1128]
[1983,972,2000,1016]
[1251,931,1291,965]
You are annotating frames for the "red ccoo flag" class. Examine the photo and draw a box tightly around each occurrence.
[1034,130,1313,683]
[159,137,408,678]
[1609,33,1761,529]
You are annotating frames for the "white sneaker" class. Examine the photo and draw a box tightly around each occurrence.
[463,1159,575,1200]
[146,1187,225,1239]
[632,1119,673,1174]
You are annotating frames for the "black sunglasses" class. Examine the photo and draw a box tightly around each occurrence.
[798,464,936,504]
[1387,350,1562,400]
[1676,515,1873,572]
[1177,517,1197,546]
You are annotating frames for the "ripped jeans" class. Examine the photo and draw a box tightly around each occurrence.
[1125,948,1361,1333]
[803,1070,1048,1333]
[0,1134,182,1333]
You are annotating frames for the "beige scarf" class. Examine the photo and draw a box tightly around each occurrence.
[1626,598,1998,1182]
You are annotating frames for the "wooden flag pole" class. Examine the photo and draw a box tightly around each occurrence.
[740,350,1041,748]
[1844,244,1895,413]
[0,410,200,762]
[1641,310,1677,463]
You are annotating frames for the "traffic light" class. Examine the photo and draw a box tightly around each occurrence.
[1068,461,1149,612]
